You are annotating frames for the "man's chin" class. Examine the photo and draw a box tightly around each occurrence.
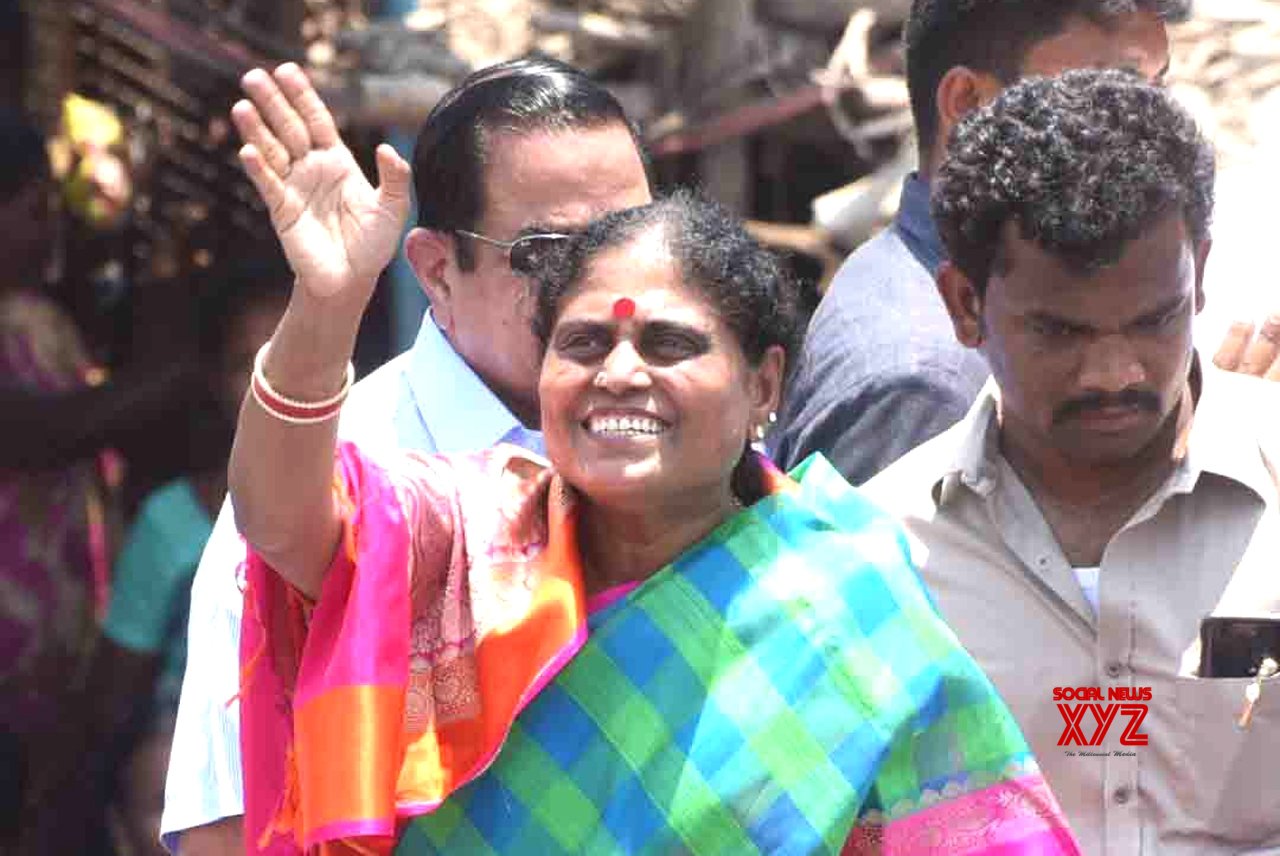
[1053,426,1163,467]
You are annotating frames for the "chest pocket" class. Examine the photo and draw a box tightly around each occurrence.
[1170,674,1280,846]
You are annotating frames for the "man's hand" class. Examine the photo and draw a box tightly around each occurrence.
[1213,316,1280,381]
[231,63,411,305]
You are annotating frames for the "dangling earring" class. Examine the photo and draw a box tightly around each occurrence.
[751,412,777,447]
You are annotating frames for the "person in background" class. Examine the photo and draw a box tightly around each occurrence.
[864,69,1280,853]
[0,105,170,855]
[161,58,653,855]
[770,0,1193,486]
[92,255,291,856]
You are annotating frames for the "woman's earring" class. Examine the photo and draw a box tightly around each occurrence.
[753,412,777,444]
[594,371,607,387]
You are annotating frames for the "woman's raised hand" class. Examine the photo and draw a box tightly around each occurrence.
[232,63,411,304]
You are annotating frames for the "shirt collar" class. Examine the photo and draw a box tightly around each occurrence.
[936,378,1002,505]
[404,312,539,455]
[893,173,945,275]
[935,353,1278,507]
[1171,357,1278,504]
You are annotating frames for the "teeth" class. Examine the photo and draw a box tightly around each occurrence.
[587,415,666,437]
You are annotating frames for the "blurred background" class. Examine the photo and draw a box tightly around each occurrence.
[6,0,1279,368]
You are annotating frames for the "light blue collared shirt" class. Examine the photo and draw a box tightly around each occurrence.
[160,317,542,849]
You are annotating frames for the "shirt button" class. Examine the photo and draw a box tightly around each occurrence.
[1106,662,1123,678]
[1113,786,1132,805]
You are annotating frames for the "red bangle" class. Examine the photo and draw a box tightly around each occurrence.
[249,343,353,425]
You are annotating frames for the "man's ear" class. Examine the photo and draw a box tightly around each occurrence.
[405,227,456,330]
[935,66,1003,148]
[937,261,985,349]
[1193,237,1212,314]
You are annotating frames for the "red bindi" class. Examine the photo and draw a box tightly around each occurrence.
[612,297,636,320]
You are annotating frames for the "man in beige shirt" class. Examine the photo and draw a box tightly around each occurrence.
[864,70,1280,854]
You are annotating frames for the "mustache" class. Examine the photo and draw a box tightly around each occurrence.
[1054,388,1161,423]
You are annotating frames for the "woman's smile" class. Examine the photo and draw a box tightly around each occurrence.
[583,409,671,440]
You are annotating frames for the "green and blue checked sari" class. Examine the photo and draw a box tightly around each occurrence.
[242,446,1078,855]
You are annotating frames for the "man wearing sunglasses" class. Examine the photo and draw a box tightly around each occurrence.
[162,58,651,855]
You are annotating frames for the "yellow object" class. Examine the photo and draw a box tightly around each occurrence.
[51,94,131,228]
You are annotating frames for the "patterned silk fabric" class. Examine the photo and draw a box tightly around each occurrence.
[241,445,1080,855]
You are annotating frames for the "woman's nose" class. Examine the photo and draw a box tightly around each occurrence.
[597,340,651,392]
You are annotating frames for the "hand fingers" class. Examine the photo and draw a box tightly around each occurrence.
[241,67,312,162]
[230,99,291,177]
[273,63,341,150]
[1212,320,1253,372]
[374,143,413,216]
[239,144,291,225]
[1239,315,1280,378]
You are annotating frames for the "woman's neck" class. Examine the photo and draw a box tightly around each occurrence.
[577,486,740,595]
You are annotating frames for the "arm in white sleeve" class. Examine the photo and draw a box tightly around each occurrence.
[160,497,246,852]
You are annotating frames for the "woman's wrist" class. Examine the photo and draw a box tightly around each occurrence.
[261,286,367,400]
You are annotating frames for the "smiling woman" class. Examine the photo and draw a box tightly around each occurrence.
[226,65,1081,856]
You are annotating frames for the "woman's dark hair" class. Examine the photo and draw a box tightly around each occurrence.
[932,68,1215,296]
[533,189,803,375]
[0,108,49,202]
[412,56,650,270]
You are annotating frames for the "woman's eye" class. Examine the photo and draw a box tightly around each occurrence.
[642,332,707,363]
[555,330,610,360]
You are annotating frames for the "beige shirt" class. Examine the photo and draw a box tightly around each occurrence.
[864,362,1280,855]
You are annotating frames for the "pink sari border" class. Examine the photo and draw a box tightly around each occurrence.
[870,774,1081,855]
[305,817,397,846]
[381,622,591,839]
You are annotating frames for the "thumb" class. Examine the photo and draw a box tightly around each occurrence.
[374,143,412,219]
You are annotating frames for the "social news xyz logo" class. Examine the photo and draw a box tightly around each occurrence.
[1054,687,1151,747]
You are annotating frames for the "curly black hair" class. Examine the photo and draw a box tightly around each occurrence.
[932,68,1215,296]
[905,0,1191,154]
[532,189,803,375]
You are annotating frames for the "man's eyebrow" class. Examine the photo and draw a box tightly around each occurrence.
[1127,294,1187,326]
[1024,309,1093,331]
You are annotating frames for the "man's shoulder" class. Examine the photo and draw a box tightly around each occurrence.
[861,419,967,517]
[795,229,977,388]
[818,227,929,316]
[345,350,413,409]
[337,351,415,444]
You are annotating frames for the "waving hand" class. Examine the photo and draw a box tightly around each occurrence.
[231,63,411,303]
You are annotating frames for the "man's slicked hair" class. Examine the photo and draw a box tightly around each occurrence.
[905,0,1192,155]
[932,68,1214,296]
[411,57,649,270]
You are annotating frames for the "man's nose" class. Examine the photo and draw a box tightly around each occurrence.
[1078,334,1147,393]
[598,340,651,392]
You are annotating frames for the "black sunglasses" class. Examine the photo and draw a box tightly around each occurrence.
[456,229,575,276]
